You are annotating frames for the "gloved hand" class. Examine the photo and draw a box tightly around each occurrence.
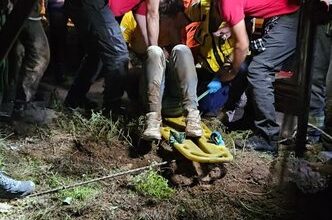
[207,77,222,93]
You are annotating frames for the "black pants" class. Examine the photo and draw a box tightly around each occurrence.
[48,4,68,77]
[247,11,299,142]
[65,0,129,111]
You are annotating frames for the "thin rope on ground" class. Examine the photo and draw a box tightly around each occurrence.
[28,161,169,197]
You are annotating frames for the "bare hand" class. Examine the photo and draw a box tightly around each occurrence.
[213,25,232,41]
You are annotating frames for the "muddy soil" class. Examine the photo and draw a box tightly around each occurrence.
[1,114,332,220]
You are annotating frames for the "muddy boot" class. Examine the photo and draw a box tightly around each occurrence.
[142,112,162,140]
[0,172,35,199]
[185,109,202,138]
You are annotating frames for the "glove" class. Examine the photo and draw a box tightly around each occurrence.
[207,77,222,93]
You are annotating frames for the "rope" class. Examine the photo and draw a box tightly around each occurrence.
[308,123,332,142]
[28,161,169,197]
[278,123,332,144]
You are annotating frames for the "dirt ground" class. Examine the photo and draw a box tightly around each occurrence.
[0,94,332,220]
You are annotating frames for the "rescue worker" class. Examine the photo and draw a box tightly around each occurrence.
[64,0,160,116]
[7,0,50,123]
[185,0,247,118]
[217,0,300,152]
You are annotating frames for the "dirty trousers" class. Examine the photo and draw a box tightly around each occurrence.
[144,45,198,116]
[10,20,50,102]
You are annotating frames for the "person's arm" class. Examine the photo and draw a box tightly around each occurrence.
[146,0,160,46]
[133,13,148,47]
[220,19,249,82]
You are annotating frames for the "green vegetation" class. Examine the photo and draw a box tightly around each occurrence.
[47,172,98,201]
[61,186,98,201]
[57,111,120,143]
[132,169,175,199]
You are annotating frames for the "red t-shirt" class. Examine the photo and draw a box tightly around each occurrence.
[219,0,300,27]
[109,0,147,17]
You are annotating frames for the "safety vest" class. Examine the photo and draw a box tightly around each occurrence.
[186,0,234,73]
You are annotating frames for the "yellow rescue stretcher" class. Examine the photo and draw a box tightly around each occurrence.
[160,116,233,163]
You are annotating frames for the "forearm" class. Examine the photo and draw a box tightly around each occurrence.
[232,44,248,74]
[134,13,149,47]
[146,13,159,45]
[220,19,249,82]
[146,0,160,46]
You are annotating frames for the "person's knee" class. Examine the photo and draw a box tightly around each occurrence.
[248,60,266,74]
[171,44,194,65]
[103,56,128,77]
[171,44,191,58]
[146,46,166,70]
[247,59,274,84]
[147,45,164,59]
[171,45,196,76]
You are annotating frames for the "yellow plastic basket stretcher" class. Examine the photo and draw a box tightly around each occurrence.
[160,116,233,163]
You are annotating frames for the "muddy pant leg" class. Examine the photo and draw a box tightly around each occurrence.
[6,42,24,103]
[18,20,50,102]
[145,46,166,114]
[247,11,299,142]
[163,44,198,115]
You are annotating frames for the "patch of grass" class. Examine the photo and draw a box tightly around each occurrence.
[61,186,98,201]
[34,124,52,140]
[132,169,175,200]
[47,172,68,188]
[222,130,252,157]
[46,172,99,201]
[57,111,120,143]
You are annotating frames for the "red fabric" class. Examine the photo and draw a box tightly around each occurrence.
[219,0,300,27]
[108,0,147,17]
[185,22,200,49]
[183,0,200,49]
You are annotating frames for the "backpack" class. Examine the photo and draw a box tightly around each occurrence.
[185,0,234,73]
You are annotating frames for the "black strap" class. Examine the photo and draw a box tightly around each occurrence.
[208,0,225,70]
